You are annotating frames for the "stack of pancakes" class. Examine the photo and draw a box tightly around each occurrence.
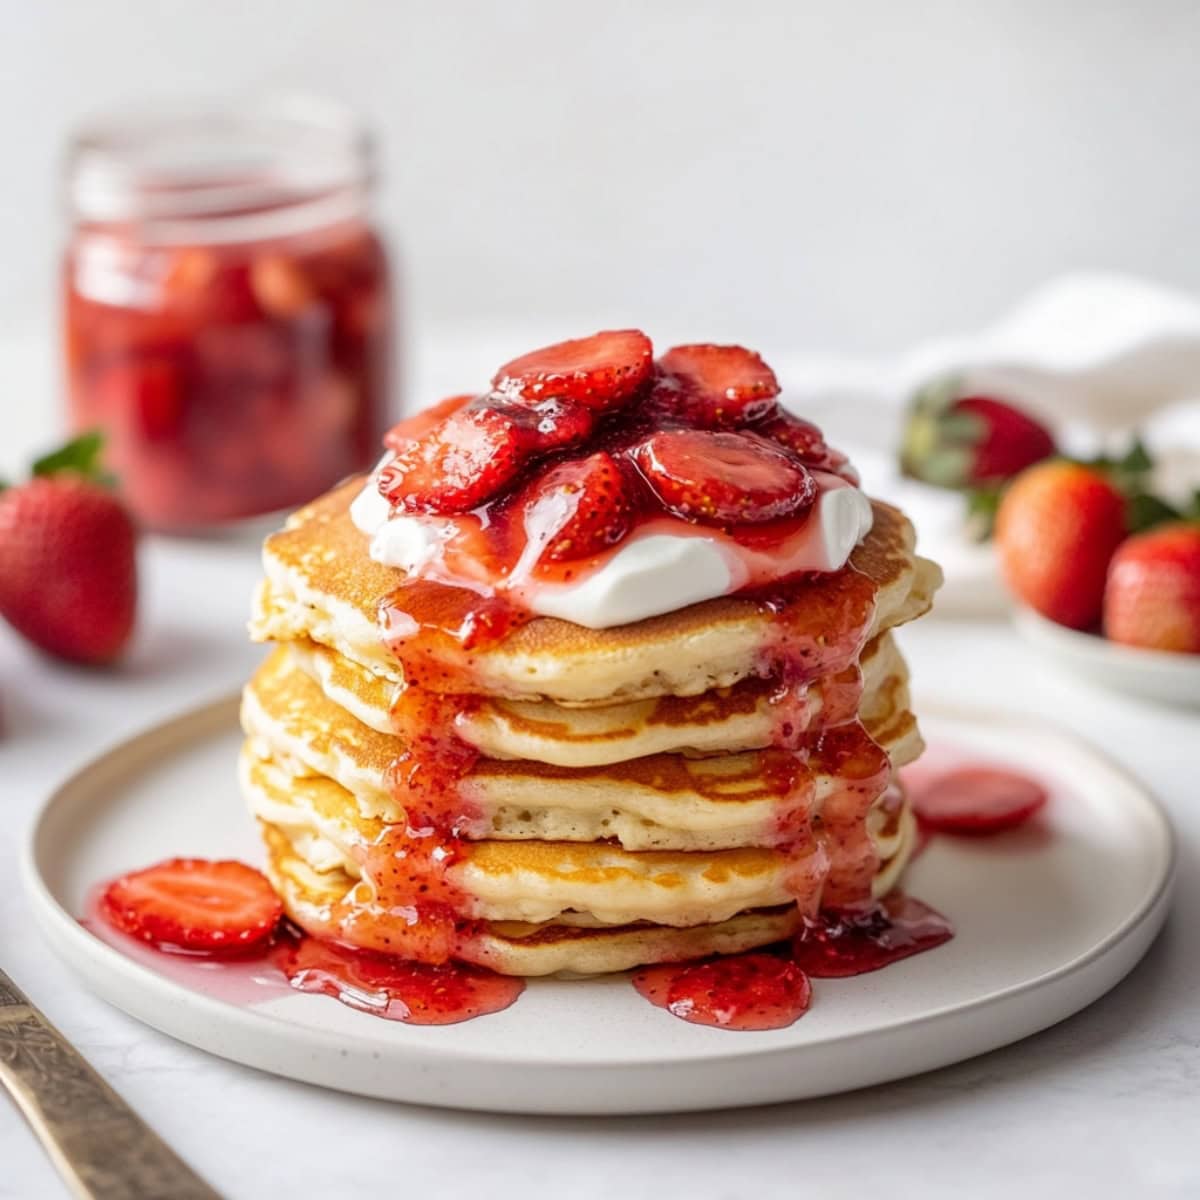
[244,478,941,976]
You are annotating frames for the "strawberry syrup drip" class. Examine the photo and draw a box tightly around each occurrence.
[334,574,550,965]
[268,923,523,1024]
[750,564,888,912]
[791,892,954,978]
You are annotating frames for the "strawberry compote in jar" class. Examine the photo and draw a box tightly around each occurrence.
[63,97,394,530]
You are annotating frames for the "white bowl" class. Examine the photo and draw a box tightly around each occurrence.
[1014,607,1200,708]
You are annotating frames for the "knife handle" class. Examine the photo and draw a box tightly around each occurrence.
[0,969,223,1200]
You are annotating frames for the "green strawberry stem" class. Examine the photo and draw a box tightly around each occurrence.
[30,431,115,488]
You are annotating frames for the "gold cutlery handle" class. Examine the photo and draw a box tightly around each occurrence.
[0,969,223,1200]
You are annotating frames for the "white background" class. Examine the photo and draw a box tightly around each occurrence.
[4,0,1200,355]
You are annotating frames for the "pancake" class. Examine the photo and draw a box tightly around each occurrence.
[251,478,942,703]
[241,643,923,851]
[287,630,909,767]
[248,752,918,976]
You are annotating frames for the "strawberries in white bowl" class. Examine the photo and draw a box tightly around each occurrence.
[995,444,1200,706]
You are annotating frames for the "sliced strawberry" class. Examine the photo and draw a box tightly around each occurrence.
[379,406,527,514]
[631,429,816,525]
[756,410,828,462]
[911,767,1048,835]
[495,395,595,453]
[383,394,475,450]
[492,329,653,411]
[657,344,780,426]
[101,858,282,956]
[523,451,634,561]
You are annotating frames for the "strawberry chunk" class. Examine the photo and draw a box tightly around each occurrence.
[379,406,527,513]
[657,344,780,426]
[756,410,828,462]
[495,395,596,453]
[383,394,475,450]
[523,451,634,561]
[912,767,1048,835]
[101,858,283,956]
[492,329,653,411]
[631,429,817,525]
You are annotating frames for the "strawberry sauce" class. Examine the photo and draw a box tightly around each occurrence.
[87,891,522,1025]
[269,925,523,1024]
[632,893,953,1031]
[791,893,954,978]
[632,954,813,1031]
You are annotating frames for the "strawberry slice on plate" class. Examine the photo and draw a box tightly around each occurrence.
[523,451,634,561]
[911,767,1048,835]
[657,343,781,426]
[492,329,653,411]
[380,406,528,514]
[631,429,816,525]
[101,858,283,956]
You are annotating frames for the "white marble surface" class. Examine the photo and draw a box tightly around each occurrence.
[2,345,1199,1199]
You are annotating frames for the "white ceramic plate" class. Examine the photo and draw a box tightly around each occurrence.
[23,696,1174,1115]
[1014,607,1200,709]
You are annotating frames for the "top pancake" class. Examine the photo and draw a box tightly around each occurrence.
[252,478,941,704]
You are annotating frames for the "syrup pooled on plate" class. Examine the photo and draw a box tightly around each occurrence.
[791,892,955,978]
[90,879,524,1027]
[632,954,813,1031]
[269,924,524,1025]
[632,893,954,1031]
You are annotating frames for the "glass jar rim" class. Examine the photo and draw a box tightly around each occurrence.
[67,93,375,229]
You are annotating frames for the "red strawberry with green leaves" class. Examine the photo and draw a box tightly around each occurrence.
[0,432,138,664]
[101,858,282,955]
[901,379,1056,488]
[631,429,817,525]
[522,451,634,561]
[492,329,653,412]
[995,460,1127,629]
[1103,522,1200,652]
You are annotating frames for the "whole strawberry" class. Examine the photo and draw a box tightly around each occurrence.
[1103,523,1200,653]
[0,433,137,664]
[901,382,1056,489]
[995,461,1126,629]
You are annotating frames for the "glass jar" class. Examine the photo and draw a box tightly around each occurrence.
[62,96,394,531]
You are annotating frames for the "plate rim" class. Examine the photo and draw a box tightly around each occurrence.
[20,693,1178,1094]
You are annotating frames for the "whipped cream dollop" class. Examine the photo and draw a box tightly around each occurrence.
[350,470,874,629]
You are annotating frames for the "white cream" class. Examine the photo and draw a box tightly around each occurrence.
[351,471,874,629]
